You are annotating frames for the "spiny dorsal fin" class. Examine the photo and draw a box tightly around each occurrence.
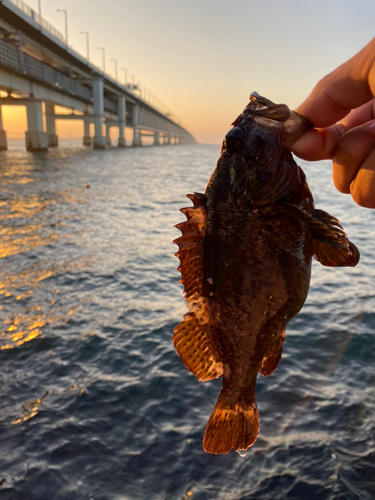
[173,193,223,382]
[279,202,360,267]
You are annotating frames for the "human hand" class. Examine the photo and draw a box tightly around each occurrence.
[290,37,375,208]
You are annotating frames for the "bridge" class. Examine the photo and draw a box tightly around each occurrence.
[0,0,195,150]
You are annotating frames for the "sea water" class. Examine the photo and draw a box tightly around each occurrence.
[1,140,375,499]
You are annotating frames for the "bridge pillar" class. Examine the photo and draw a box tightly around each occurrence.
[132,105,141,146]
[0,105,7,151]
[25,100,48,151]
[83,118,92,146]
[153,132,160,146]
[118,96,126,147]
[105,123,111,146]
[93,79,106,149]
[165,134,171,145]
[45,102,58,147]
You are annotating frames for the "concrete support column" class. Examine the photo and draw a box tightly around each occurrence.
[25,100,48,151]
[93,79,105,149]
[153,131,160,146]
[118,96,126,147]
[175,136,179,145]
[165,134,171,145]
[45,102,58,147]
[132,105,141,146]
[83,118,92,146]
[0,105,7,151]
[105,123,111,146]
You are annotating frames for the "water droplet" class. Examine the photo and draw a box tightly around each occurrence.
[237,450,247,458]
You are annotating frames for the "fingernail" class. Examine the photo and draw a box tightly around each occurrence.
[369,121,375,134]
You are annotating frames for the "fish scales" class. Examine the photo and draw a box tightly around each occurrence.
[173,93,360,455]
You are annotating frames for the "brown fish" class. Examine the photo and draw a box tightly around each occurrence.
[173,93,359,455]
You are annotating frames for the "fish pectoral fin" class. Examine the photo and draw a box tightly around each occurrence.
[259,329,285,377]
[312,239,360,267]
[279,203,360,267]
[173,193,223,382]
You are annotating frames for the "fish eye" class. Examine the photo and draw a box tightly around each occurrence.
[225,127,245,152]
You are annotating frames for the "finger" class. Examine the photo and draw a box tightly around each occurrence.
[295,38,375,127]
[339,99,375,130]
[332,122,375,195]
[290,124,345,161]
[350,148,375,208]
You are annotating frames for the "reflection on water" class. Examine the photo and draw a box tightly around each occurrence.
[11,391,49,426]
[1,315,46,350]
[0,146,88,351]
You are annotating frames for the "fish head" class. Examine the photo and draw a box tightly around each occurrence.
[216,93,312,208]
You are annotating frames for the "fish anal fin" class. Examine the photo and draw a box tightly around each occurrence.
[173,193,223,382]
[173,315,223,381]
[279,203,360,267]
[203,387,259,454]
[259,329,285,377]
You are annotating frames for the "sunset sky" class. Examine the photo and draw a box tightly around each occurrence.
[2,0,375,143]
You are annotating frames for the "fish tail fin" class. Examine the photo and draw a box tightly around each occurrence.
[203,389,259,455]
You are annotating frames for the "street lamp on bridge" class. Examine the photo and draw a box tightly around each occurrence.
[110,59,118,81]
[121,67,127,85]
[56,9,68,45]
[127,74,135,91]
[80,31,89,61]
[97,47,105,72]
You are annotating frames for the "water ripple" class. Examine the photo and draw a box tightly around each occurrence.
[0,143,374,499]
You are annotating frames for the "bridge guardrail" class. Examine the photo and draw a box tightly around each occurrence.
[7,0,65,43]
[0,37,92,102]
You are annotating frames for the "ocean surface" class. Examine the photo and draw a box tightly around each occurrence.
[1,140,375,500]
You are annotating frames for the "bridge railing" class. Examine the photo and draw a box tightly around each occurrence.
[5,0,187,126]
[8,0,65,43]
[0,37,92,102]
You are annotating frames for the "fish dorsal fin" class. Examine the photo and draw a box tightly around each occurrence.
[279,203,360,267]
[259,329,285,377]
[173,193,223,382]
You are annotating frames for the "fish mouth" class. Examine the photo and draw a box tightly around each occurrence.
[246,92,313,145]
[249,92,278,109]
[246,92,291,122]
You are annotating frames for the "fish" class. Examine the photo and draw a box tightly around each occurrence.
[173,93,360,455]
